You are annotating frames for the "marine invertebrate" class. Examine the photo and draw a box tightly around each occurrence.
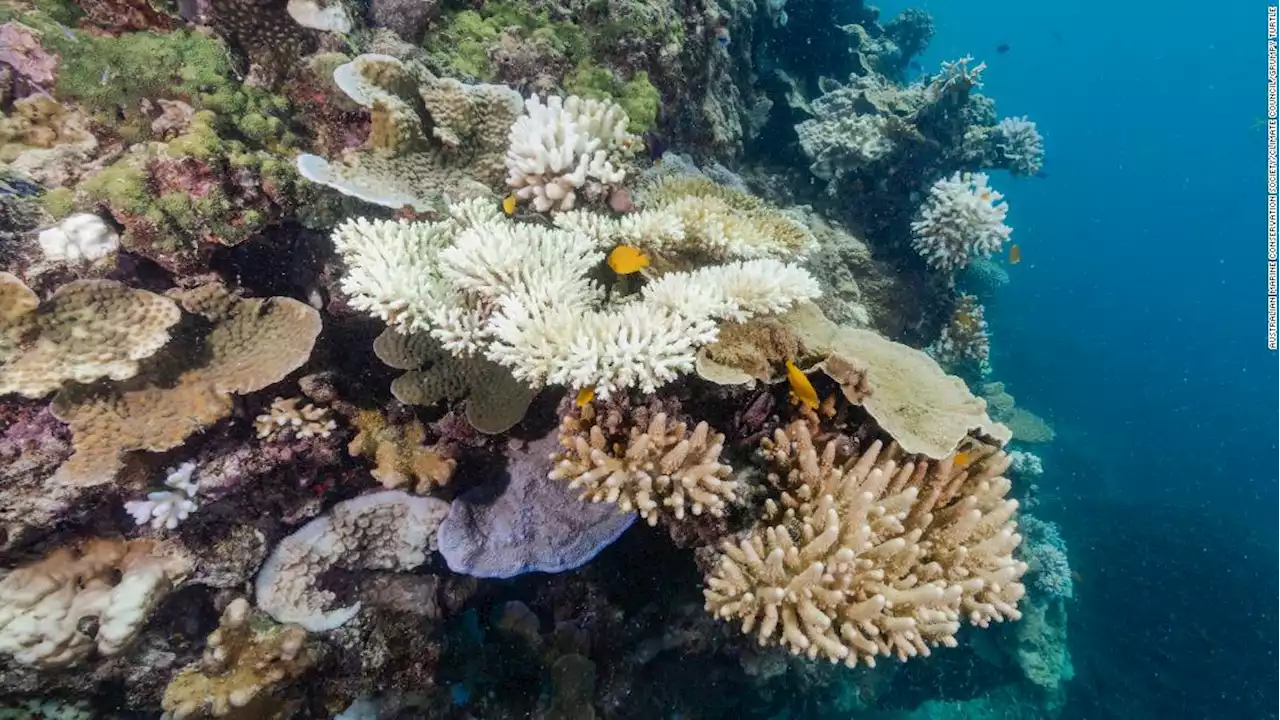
[992,116,1044,176]
[1007,449,1043,479]
[438,432,636,578]
[1017,515,1073,601]
[295,54,524,212]
[0,22,57,91]
[0,274,182,399]
[373,327,537,435]
[331,199,820,396]
[254,490,450,631]
[704,421,1026,668]
[50,284,321,486]
[911,172,1011,275]
[124,461,201,530]
[978,382,1056,444]
[926,294,992,378]
[549,402,738,526]
[504,93,637,212]
[0,538,192,668]
[254,397,338,441]
[161,597,317,720]
[206,0,314,79]
[795,113,894,181]
[36,212,120,264]
[348,410,456,494]
[0,94,99,187]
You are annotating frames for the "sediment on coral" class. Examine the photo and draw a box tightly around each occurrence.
[705,420,1026,667]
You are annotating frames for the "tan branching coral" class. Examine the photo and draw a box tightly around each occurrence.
[549,403,738,526]
[161,598,316,720]
[0,274,182,399]
[254,397,337,441]
[50,285,321,486]
[0,538,192,668]
[787,302,1009,459]
[373,327,537,434]
[348,409,456,493]
[705,421,1026,668]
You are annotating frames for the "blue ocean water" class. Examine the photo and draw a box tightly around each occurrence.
[879,1,1279,716]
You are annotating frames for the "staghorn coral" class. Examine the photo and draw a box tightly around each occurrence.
[0,274,182,399]
[295,54,524,212]
[705,421,1026,668]
[787,303,1009,459]
[926,294,992,378]
[160,598,317,720]
[911,172,1011,275]
[254,490,450,631]
[348,410,456,494]
[331,199,820,397]
[438,431,635,578]
[50,284,321,486]
[0,538,192,668]
[549,402,737,526]
[254,397,337,441]
[373,327,537,435]
[504,93,637,212]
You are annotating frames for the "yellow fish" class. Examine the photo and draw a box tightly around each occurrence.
[575,386,595,407]
[785,360,819,409]
[502,194,518,215]
[608,245,650,275]
[1009,243,1021,265]
[953,451,971,467]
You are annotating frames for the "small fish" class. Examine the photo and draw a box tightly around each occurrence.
[714,26,731,46]
[1034,170,1050,179]
[502,194,517,215]
[575,387,595,407]
[953,451,972,467]
[607,245,650,274]
[1009,244,1021,265]
[785,360,819,409]
[54,22,77,42]
[642,130,666,161]
[996,43,1011,54]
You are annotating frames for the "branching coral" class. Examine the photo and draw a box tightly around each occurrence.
[549,402,738,526]
[1017,515,1073,601]
[50,284,321,486]
[993,116,1044,176]
[331,198,820,396]
[161,598,317,720]
[927,294,992,378]
[910,172,1011,275]
[254,490,450,631]
[504,93,636,212]
[0,538,192,668]
[348,409,456,494]
[254,397,337,441]
[296,53,524,211]
[705,421,1026,668]
[0,273,182,399]
[124,461,202,530]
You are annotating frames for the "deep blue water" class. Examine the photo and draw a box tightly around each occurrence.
[880,1,1279,717]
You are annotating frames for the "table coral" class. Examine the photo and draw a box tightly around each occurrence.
[254,490,450,631]
[0,273,182,399]
[0,538,192,668]
[50,284,321,486]
[704,421,1026,668]
[160,598,316,720]
[549,402,739,526]
[296,53,524,212]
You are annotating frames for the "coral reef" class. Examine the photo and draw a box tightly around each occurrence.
[705,421,1026,667]
[927,294,993,378]
[124,461,202,530]
[911,172,1011,276]
[347,409,456,493]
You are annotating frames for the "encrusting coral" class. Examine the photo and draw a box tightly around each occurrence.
[348,409,456,494]
[332,197,820,397]
[704,421,1026,668]
[254,490,450,631]
[0,538,192,668]
[160,597,317,720]
[550,400,738,526]
[36,213,120,265]
[0,273,182,399]
[296,53,525,211]
[50,284,321,486]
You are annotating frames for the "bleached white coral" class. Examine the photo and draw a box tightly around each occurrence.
[994,116,1045,176]
[795,113,894,181]
[505,95,636,212]
[124,462,200,531]
[333,207,820,396]
[911,172,1011,274]
[1008,449,1044,478]
[286,0,352,31]
[37,213,119,265]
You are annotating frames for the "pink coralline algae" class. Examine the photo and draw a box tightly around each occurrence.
[0,22,58,90]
